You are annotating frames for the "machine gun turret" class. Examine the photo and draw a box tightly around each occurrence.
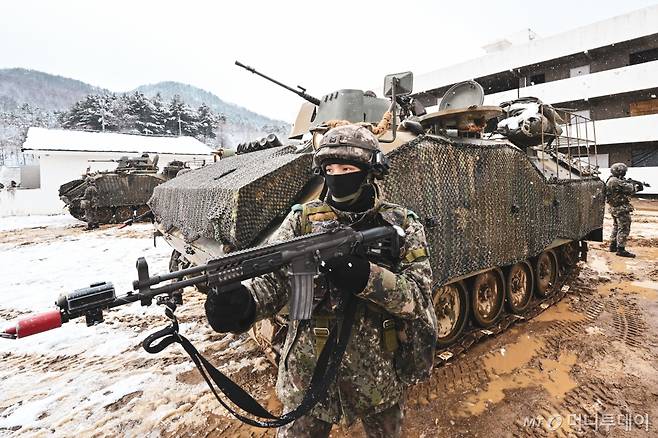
[235,60,320,106]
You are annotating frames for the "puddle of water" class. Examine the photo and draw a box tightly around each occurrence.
[597,283,613,297]
[610,257,629,273]
[636,246,658,259]
[603,279,658,300]
[537,353,578,398]
[622,281,658,300]
[457,350,577,417]
[534,300,585,323]
[483,334,544,375]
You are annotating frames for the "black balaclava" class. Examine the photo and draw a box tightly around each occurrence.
[324,171,367,198]
[323,161,375,213]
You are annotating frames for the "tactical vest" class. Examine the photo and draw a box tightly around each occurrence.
[292,200,436,384]
[606,176,633,209]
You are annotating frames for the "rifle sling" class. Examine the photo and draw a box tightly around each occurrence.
[142,292,358,428]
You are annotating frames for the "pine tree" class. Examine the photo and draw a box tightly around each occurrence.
[60,94,122,132]
[149,93,168,135]
[124,91,164,135]
[197,103,220,141]
[166,95,199,137]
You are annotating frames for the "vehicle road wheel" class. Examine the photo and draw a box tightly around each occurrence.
[95,207,113,224]
[535,250,558,297]
[470,269,505,327]
[433,281,469,347]
[505,262,534,314]
[559,241,579,271]
[114,206,134,222]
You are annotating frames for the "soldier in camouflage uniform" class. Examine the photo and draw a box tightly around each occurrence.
[606,162,639,258]
[81,177,99,230]
[205,124,435,437]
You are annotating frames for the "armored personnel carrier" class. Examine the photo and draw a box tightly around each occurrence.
[149,63,604,358]
[59,155,187,224]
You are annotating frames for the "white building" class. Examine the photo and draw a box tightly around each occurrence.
[0,128,214,216]
[413,6,658,194]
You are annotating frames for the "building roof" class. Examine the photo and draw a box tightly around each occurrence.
[415,5,658,94]
[22,127,214,156]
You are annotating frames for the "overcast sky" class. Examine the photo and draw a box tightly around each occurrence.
[2,0,657,122]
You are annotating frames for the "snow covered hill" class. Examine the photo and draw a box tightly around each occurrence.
[0,68,105,113]
[0,69,291,161]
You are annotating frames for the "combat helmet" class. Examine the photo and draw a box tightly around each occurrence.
[312,124,389,179]
[610,162,628,177]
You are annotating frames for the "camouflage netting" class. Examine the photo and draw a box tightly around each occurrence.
[149,145,313,249]
[149,135,604,285]
[60,174,166,208]
[380,135,605,285]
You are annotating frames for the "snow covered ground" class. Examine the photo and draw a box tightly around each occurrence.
[0,214,81,232]
[0,219,269,437]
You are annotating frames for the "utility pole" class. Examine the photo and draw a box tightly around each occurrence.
[100,96,106,132]
[178,113,182,136]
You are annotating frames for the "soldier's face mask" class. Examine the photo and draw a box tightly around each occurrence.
[324,170,368,198]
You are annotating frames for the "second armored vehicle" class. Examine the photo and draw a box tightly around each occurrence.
[59,155,188,224]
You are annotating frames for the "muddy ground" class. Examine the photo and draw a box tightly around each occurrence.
[1,199,657,437]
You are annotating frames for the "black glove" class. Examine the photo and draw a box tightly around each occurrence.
[323,254,371,295]
[205,284,256,333]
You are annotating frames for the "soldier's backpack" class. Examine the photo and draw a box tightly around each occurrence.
[298,201,437,385]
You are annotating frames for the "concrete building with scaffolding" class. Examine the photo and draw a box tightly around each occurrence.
[413,5,658,193]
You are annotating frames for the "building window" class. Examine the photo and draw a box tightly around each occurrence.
[529,73,545,86]
[569,65,590,77]
[629,47,658,66]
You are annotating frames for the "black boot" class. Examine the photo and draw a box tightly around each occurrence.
[616,246,635,258]
[609,241,617,252]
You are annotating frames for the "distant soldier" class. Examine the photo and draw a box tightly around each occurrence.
[606,163,641,258]
[81,178,99,230]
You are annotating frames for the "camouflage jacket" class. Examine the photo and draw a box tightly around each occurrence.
[244,199,433,424]
[606,176,636,214]
[82,185,99,204]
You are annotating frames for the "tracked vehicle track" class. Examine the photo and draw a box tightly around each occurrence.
[611,298,648,349]
[433,264,582,368]
[511,378,625,437]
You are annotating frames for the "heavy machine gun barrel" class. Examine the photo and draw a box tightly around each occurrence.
[235,60,320,106]
[2,225,403,339]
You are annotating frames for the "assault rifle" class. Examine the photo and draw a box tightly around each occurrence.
[626,178,651,192]
[117,209,154,229]
[1,225,403,339]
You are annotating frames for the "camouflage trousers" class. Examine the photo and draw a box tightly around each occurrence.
[610,211,632,246]
[276,402,403,438]
[84,207,98,228]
